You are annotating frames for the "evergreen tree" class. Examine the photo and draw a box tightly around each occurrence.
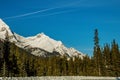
[1,28,120,77]
[103,44,111,76]
[0,40,4,76]
[111,40,120,76]
[93,29,102,76]
[2,30,10,77]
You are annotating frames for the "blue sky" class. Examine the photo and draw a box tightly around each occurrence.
[0,0,120,56]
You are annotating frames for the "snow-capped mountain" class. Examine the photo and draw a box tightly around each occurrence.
[0,19,85,58]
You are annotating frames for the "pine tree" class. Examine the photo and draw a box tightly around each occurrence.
[103,44,111,76]
[2,30,10,77]
[1,61,9,78]
[0,40,4,76]
[93,29,102,76]
[111,40,120,76]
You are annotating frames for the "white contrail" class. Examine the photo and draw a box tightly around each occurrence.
[3,1,82,20]
[3,7,56,20]
[15,10,75,20]
[42,10,76,17]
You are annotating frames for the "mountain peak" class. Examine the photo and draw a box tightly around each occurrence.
[36,32,47,38]
[0,19,85,58]
[0,19,17,42]
[0,19,11,33]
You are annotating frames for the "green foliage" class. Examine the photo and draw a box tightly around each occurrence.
[0,29,120,77]
[93,29,103,76]
[92,29,120,76]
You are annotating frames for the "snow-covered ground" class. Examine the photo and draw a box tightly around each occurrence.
[0,76,119,80]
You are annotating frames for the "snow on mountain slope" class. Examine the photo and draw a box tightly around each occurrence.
[0,19,17,42]
[0,18,85,58]
[25,33,62,53]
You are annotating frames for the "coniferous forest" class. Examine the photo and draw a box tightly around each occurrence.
[0,29,120,77]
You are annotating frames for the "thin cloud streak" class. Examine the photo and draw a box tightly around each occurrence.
[38,10,76,17]
[2,0,109,20]
[2,0,83,20]
[3,8,56,20]
[17,9,77,20]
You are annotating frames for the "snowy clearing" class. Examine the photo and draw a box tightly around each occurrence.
[0,76,120,80]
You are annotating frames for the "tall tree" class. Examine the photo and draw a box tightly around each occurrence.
[111,40,120,76]
[93,29,102,76]
[0,40,4,76]
[94,29,99,47]
[103,44,111,76]
[2,30,10,77]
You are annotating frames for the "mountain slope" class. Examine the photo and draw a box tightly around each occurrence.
[0,18,85,58]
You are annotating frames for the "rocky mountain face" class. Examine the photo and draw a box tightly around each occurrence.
[0,19,85,58]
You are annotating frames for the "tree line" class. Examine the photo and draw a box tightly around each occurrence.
[0,29,120,77]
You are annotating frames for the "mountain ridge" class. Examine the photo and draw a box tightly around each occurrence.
[0,18,85,58]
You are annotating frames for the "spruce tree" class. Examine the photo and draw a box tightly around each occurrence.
[103,44,111,76]
[93,29,102,76]
[111,40,120,76]
[2,30,10,77]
